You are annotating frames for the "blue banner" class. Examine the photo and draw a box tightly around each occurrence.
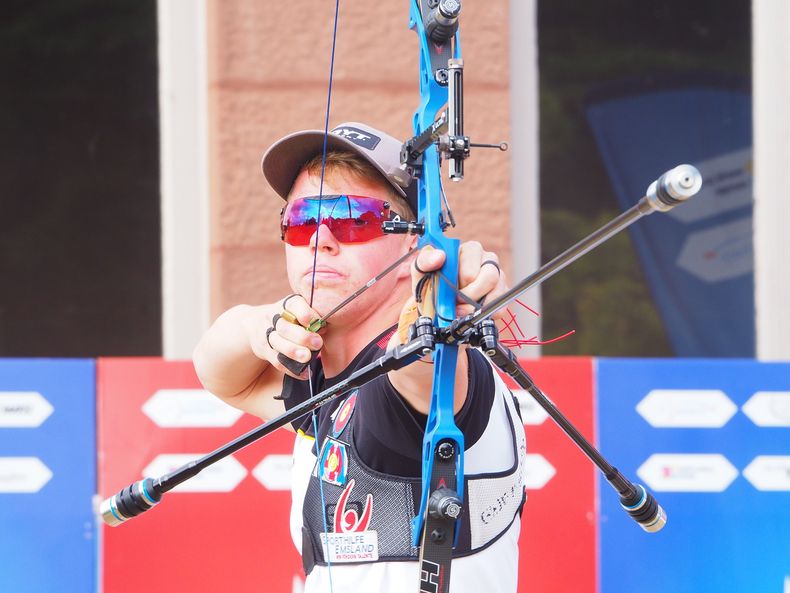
[0,359,97,593]
[597,358,790,593]
[585,76,753,356]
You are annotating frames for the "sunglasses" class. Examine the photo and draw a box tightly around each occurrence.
[280,195,400,246]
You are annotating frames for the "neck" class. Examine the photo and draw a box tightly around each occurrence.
[318,282,408,377]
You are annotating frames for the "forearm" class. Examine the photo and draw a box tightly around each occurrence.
[193,304,270,398]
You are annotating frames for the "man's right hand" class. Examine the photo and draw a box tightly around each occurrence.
[192,295,323,423]
[248,294,324,379]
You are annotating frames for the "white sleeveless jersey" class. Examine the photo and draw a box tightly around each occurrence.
[289,366,527,593]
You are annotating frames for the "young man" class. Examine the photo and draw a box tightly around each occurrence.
[193,122,527,592]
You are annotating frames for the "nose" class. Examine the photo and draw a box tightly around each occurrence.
[310,222,340,252]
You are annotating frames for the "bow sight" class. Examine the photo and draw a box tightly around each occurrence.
[399,54,507,191]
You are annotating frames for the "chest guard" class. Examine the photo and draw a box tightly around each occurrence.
[299,374,527,574]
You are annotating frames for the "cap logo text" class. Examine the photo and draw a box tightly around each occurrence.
[332,127,381,150]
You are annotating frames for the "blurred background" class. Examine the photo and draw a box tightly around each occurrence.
[1,1,788,592]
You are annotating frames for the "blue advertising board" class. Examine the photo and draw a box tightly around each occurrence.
[597,358,790,593]
[585,75,753,356]
[0,359,97,593]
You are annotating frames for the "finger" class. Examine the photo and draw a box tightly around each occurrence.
[412,246,445,278]
[275,315,324,351]
[268,329,315,365]
[247,321,309,378]
[456,265,509,319]
[280,294,320,328]
[457,241,484,288]
[411,246,445,291]
[458,251,501,303]
[488,269,511,322]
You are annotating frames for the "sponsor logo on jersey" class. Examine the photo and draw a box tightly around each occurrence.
[319,438,348,487]
[319,530,379,563]
[320,478,379,563]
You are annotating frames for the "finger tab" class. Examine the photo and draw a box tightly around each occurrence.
[277,353,310,376]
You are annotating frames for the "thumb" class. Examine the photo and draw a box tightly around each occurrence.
[410,245,446,288]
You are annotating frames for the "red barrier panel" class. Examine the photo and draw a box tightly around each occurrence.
[512,357,596,593]
[97,358,302,593]
[98,356,595,593]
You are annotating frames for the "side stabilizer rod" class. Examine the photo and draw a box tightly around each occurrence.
[484,338,665,532]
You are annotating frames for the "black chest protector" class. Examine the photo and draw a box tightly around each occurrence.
[299,384,526,574]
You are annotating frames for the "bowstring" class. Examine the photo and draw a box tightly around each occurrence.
[307,0,340,589]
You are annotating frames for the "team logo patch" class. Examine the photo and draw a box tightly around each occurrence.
[320,479,379,563]
[332,391,357,437]
[333,479,373,533]
[319,438,348,486]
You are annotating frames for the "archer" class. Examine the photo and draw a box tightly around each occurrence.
[192,121,528,593]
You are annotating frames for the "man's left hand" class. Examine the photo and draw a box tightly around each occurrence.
[411,241,508,318]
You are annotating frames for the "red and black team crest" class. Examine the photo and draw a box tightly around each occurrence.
[333,479,373,533]
[332,391,358,437]
[319,437,348,486]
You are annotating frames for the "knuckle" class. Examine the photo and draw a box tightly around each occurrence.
[275,317,295,336]
[250,343,268,361]
[297,347,312,363]
[267,329,283,351]
[457,304,475,317]
[286,343,310,362]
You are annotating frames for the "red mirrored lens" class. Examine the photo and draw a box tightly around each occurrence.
[281,195,392,246]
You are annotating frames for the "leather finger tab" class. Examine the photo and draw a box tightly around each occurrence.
[277,350,319,376]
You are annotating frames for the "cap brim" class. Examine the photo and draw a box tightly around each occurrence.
[261,130,408,200]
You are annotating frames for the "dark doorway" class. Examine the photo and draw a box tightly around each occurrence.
[0,1,161,356]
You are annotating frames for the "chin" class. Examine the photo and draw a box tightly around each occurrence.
[301,288,344,314]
